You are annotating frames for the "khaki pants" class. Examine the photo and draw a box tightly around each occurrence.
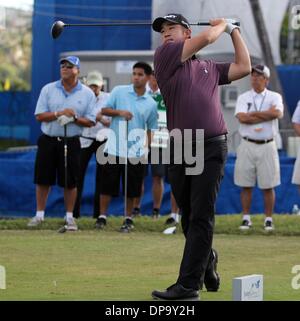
[234,139,280,189]
[292,147,300,185]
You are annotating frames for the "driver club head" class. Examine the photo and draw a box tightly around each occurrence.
[163,226,177,235]
[120,226,131,233]
[51,20,65,39]
[58,225,67,233]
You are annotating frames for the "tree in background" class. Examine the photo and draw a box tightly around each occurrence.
[0,7,32,91]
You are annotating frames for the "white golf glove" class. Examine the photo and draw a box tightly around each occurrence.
[96,128,109,142]
[225,19,240,35]
[57,115,75,126]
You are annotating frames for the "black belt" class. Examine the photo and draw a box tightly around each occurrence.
[80,136,96,141]
[243,137,273,144]
[43,134,79,141]
[205,134,227,144]
[80,137,107,144]
[169,134,227,146]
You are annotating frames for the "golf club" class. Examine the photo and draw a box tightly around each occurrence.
[162,215,178,235]
[163,226,177,235]
[58,124,69,234]
[162,210,182,234]
[51,19,240,39]
[120,119,130,233]
[64,124,68,190]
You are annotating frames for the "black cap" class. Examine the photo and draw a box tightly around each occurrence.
[152,13,190,32]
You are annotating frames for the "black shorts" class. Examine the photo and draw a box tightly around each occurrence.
[144,163,166,178]
[164,164,171,184]
[100,155,145,198]
[34,134,80,188]
[144,147,166,178]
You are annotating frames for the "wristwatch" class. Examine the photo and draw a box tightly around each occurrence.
[74,114,78,122]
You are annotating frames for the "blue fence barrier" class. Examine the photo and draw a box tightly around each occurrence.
[0,92,31,140]
[0,151,298,217]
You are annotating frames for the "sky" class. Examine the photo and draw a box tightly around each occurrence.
[0,0,33,10]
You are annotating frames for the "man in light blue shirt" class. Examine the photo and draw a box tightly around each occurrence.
[94,62,158,232]
[103,85,158,159]
[28,56,96,231]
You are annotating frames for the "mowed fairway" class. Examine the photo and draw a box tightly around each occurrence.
[0,230,300,301]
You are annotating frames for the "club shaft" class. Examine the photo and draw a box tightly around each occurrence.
[64,125,67,188]
[64,21,240,27]
[124,120,128,218]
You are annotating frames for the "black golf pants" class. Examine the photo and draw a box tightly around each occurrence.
[167,139,228,290]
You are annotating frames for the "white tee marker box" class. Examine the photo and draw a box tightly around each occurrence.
[232,274,263,301]
[0,265,6,289]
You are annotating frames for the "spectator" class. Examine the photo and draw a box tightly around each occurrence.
[28,56,96,231]
[73,71,110,218]
[133,71,180,222]
[95,62,158,232]
[234,64,284,231]
[291,100,300,196]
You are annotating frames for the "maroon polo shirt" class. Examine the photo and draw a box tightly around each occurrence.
[154,40,231,139]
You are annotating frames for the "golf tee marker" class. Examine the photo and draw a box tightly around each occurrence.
[232,274,263,301]
[0,265,6,290]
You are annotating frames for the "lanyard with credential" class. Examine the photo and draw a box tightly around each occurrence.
[252,91,267,112]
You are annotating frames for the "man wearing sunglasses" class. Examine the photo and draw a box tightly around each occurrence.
[28,56,97,231]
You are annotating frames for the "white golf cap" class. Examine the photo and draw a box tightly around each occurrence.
[86,71,104,87]
[251,64,270,78]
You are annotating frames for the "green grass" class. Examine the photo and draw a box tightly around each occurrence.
[1,214,300,236]
[0,216,300,301]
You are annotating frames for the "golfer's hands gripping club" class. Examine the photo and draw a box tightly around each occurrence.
[61,108,76,117]
[57,115,75,126]
[225,18,240,35]
[56,108,76,126]
[209,18,227,31]
[209,18,240,35]
[119,110,133,121]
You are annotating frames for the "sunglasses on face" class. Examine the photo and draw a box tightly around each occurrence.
[60,63,74,69]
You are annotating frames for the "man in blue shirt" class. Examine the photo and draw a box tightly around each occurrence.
[28,56,96,231]
[95,62,158,232]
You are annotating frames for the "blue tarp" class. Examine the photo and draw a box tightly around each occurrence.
[0,92,31,140]
[0,151,298,217]
[216,154,298,214]
[277,65,300,116]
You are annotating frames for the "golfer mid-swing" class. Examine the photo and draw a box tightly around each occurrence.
[28,56,96,231]
[151,14,251,300]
